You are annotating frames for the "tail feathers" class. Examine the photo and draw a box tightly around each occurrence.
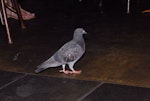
[35,67,46,73]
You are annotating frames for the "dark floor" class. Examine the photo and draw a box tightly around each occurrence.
[0,0,150,100]
[0,70,149,101]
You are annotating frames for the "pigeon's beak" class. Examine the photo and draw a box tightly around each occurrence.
[83,31,87,34]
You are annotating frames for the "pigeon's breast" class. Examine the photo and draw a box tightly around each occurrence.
[76,40,85,51]
[74,36,85,51]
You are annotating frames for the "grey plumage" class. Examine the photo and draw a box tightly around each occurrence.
[35,28,87,74]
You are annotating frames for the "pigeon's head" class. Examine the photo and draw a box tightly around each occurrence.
[73,28,87,41]
[74,28,87,35]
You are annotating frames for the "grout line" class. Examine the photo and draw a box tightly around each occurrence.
[76,82,105,101]
[0,74,27,90]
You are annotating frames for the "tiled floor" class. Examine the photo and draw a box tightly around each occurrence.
[0,70,149,101]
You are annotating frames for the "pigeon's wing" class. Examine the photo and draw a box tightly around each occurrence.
[36,40,84,69]
[55,41,85,63]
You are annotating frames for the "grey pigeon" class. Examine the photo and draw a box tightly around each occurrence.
[35,28,87,74]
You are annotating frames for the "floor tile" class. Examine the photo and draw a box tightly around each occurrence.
[0,70,25,88]
[81,83,150,101]
[0,74,100,101]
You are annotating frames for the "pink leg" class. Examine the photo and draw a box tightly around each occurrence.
[68,62,82,74]
[59,65,70,74]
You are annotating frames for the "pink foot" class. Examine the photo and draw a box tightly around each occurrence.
[59,70,70,74]
[70,70,82,74]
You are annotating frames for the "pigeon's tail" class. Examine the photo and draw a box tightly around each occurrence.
[35,67,46,73]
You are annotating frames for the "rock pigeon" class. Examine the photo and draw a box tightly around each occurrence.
[35,28,87,74]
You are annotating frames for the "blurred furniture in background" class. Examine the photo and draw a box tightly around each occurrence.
[0,0,26,44]
[98,0,136,14]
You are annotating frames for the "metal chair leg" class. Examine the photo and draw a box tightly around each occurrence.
[127,0,130,14]
[12,0,26,29]
[0,9,4,25]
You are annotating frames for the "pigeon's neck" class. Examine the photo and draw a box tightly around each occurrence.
[73,34,85,50]
[73,34,84,42]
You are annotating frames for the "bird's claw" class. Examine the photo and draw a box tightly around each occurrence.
[59,70,82,74]
[59,70,70,74]
[69,70,82,74]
